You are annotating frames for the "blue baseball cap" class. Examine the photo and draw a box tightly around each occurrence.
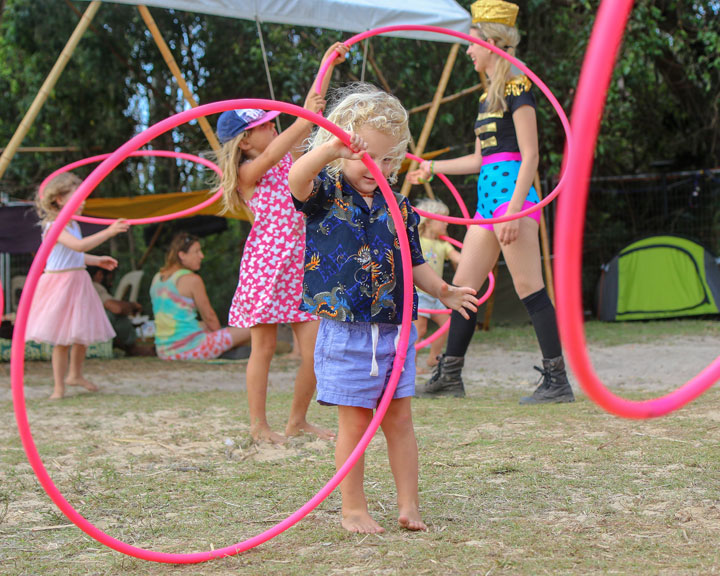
[216,109,281,144]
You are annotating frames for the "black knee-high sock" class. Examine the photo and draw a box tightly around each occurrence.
[444,309,478,358]
[522,288,562,359]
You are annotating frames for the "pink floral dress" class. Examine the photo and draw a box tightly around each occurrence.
[228,153,317,328]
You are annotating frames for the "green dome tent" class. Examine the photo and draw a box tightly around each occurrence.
[596,235,720,321]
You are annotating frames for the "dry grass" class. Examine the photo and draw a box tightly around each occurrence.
[1,320,719,575]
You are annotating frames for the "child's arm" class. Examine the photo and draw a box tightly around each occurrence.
[84,254,118,270]
[237,43,349,197]
[57,219,129,254]
[447,245,462,268]
[407,137,484,184]
[413,263,478,319]
[289,133,367,202]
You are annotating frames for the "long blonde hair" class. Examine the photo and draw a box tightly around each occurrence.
[34,172,82,225]
[308,83,411,184]
[209,132,251,215]
[160,232,200,274]
[415,198,450,235]
[472,21,521,113]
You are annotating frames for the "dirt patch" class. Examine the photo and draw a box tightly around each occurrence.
[2,334,716,402]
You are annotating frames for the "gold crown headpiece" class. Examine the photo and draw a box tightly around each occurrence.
[470,0,519,27]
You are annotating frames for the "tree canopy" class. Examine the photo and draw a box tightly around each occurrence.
[1,0,718,200]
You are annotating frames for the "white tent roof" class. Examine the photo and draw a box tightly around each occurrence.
[99,0,472,41]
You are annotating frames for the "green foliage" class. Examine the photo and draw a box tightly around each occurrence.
[1,0,718,314]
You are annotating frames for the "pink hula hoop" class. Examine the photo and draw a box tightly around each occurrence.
[555,0,720,418]
[11,99,415,563]
[415,271,495,349]
[38,150,223,225]
[317,25,571,226]
[407,149,495,348]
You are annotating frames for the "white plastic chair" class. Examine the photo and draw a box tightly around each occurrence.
[114,270,144,302]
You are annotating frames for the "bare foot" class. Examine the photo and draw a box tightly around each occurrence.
[48,391,64,400]
[65,377,99,392]
[286,420,336,440]
[251,425,287,445]
[341,511,385,534]
[398,506,427,531]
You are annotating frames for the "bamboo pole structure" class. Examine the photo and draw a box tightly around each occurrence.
[400,43,460,199]
[408,83,484,115]
[137,5,220,151]
[0,1,101,180]
[533,171,555,304]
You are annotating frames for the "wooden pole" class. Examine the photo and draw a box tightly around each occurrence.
[137,5,220,151]
[400,44,460,198]
[534,171,555,304]
[0,1,101,180]
[408,83,484,115]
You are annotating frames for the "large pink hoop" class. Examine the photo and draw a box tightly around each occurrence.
[38,150,223,225]
[11,100,415,563]
[316,25,571,225]
[415,271,495,349]
[554,0,720,418]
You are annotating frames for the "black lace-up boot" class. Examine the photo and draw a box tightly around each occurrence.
[519,356,575,405]
[418,355,466,398]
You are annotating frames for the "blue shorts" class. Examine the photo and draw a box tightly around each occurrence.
[476,159,540,220]
[314,319,418,409]
[417,290,445,318]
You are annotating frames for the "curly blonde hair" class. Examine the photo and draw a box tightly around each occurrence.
[208,131,252,215]
[308,83,411,184]
[414,198,450,235]
[472,21,521,113]
[34,172,83,225]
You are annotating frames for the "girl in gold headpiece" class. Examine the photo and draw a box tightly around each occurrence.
[408,0,575,405]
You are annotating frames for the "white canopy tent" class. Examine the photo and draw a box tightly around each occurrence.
[100,0,472,41]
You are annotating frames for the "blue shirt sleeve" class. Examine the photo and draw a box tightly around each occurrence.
[293,169,334,217]
[403,197,425,267]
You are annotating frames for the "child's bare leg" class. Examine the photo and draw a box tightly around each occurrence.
[381,397,426,531]
[427,314,450,367]
[247,324,285,443]
[336,405,384,534]
[65,344,98,392]
[285,321,334,439]
[50,345,70,399]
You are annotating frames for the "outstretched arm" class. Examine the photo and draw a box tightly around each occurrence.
[407,138,484,184]
[413,263,478,319]
[57,219,129,253]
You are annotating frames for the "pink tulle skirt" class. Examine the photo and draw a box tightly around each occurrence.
[25,268,116,346]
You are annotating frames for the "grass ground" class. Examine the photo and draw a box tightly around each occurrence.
[1,320,719,575]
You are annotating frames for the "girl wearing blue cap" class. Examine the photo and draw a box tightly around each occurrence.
[211,42,348,444]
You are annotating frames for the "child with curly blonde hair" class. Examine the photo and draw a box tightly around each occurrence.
[289,83,478,534]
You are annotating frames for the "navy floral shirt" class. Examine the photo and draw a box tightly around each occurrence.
[293,170,425,324]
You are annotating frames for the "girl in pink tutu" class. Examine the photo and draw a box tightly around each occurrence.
[26,173,129,399]
[212,42,348,443]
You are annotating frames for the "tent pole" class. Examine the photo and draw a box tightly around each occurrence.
[137,5,220,151]
[360,37,369,82]
[0,0,101,181]
[408,83,484,115]
[255,17,281,132]
[400,43,460,198]
[534,171,555,304]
